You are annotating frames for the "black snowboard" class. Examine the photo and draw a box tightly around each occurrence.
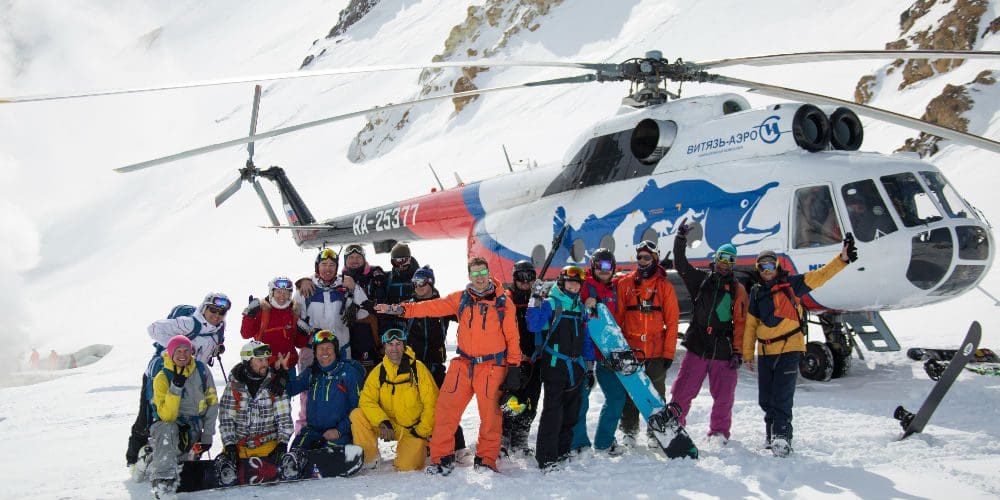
[895,321,981,440]
[906,346,997,363]
[177,444,364,492]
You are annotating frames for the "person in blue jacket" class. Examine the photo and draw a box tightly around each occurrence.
[288,330,365,449]
[527,266,596,471]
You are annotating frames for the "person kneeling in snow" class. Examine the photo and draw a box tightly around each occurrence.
[146,335,219,497]
[219,341,294,467]
[349,328,438,471]
[288,330,365,449]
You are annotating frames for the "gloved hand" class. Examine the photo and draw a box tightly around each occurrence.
[584,370,596,390]
[171,369,188,389]
[729,353,743,370]
[501,365,523,391]
[342,302,360,327]
[531,279,547,298]
[842,232,858,263]
[223,443,238,463]
[268,441,287,462]
[378,421,395,441]
[675,218,690,239]
[213,343,226,356]
[243,295,261,318]
[269,368,288,397]
[372,269,387,288]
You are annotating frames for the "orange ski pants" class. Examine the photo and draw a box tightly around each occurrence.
[430,358,508,467]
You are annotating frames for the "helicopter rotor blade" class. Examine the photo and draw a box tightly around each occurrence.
[214,175,244,207]
[247,85,262,161]
[0,61,608,105]
[712,74,1000,154]
[114,73,596,173]
[252,179,281,228]
[695,49,1000,69]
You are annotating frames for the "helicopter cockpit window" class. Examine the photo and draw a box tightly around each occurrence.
[880,173,943,227]
[793,185,842,248]
[841,180,897,242]
[919,171,972,219]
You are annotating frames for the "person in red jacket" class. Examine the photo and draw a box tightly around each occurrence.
[241,276,310,368]
[376,256,522,474]
[614,240,679,448]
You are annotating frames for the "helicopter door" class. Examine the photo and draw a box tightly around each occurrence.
[792,185,843,249]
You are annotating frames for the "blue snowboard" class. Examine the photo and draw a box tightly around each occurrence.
[588,304,697,459]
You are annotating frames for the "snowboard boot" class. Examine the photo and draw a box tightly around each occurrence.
[131,445,153,482]
[620,432,638,448]
[150,478,177,500]
[213,454,239,487]
[426,454,456,476]
[771,436,792,458]
[279,449,303,480]
[473,456,500,473]
[598,440,625,457]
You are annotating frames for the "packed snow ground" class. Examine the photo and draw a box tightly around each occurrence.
[0,1,998,498]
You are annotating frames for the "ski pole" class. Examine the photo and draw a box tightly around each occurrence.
[216,354,228,384]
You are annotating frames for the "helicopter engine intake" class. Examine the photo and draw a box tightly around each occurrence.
[828,107,864,151]
[792,104,831,152]
[630,118,678,164]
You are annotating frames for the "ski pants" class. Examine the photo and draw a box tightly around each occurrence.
[430,358,507,468]
[428,362,466,451]
[291,425,351,450]
[593,364,628,450]
[349,408,427,471]
[502,361,541,451]
[620,357,669,438]
[148,421,196,481]
[671,351,738,439]
[126,373,151,463]
[757,352,800,442]
[535,361,584,468]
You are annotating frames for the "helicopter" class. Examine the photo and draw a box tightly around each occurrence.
[6,49,997,382]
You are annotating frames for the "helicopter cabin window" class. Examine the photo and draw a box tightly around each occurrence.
[880,173,943,227]
[793,185,842,248]
[841,180,897,242]
[919,171,971,219]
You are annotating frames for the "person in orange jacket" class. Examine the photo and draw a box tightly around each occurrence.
[614,240,680,447]
[375,256,522,474]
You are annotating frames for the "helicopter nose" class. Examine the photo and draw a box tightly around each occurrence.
[906,223,992,297]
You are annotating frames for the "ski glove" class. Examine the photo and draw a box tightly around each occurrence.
[171,370,188,389]
[243,296,261,318]
[213,344,226,356]
[842,232,858,263]
[676,220,690,239]
[223,444,238,463]
[729,353,742,370]
[269,368,288,397]
[342,302,361,327]
[501,365,523,391]
[531,280,547,298]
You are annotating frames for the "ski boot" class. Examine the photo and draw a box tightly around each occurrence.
[770,436,792,458]
[425,454,455,476]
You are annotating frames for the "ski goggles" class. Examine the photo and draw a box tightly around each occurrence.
[715,253,736,264]
[271,278,294,290]
[312,330,337,345]
[412,277,432,287]
[205,296,231,315]
[469,268,490,278]
[318,248,338,261]
[756,260,778,272]
[561,266,586,281]
[242,343,272,359]
[594,260,615,272]
[392,256,411,266]
[344,245,365,257]
[636,240,659,254]
[381,328,408,343]
[513,270,536,283]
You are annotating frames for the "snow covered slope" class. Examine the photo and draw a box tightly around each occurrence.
[0,1,998,498]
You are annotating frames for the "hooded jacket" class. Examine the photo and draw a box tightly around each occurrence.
[673,237,747,360]
[358,346,438,439]
[615,265,680,360]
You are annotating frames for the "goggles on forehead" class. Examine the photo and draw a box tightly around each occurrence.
[243,343,272,359]
[344,245,365,257]
[469,268,490,278]
[715,253,736,264]
[636,240,659,254]
[318,248,338,261]
[561,266,586,280]
[313,330,336,344]
[595,260,614,272]
[381,328,408,343]
[757,260,778,272]
[272,278,294,290]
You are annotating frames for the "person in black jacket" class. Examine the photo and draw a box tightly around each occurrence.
[670,222,747,444]
[501,260,542,457]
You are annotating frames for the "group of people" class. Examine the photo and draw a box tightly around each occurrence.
[125,230,858,494]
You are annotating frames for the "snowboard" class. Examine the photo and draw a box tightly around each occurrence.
[176,444,364,492]
[894,321,981,440]
[923,360,1000,379]
[906,346,997,363]
[587,304,698,459]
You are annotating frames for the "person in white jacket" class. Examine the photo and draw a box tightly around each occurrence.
[126,292,230,469]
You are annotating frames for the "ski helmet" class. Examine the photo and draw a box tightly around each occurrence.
[240,340,272,362]
[310,329,340,354]
[201,292,232,315]
[268,276,294,293]
[315,248,338,273]
[557,265,586,292]
[591,248,616,273]
[512,260,537,283]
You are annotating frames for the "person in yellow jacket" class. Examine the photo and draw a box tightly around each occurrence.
[350,328,438,471]
[146,335,219,497]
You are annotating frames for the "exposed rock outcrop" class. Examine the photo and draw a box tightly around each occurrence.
[896,70,998,157]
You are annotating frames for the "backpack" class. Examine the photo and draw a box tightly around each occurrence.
[145,356,210,407]
[149,304,225,362]
[377,356,419,394]
[456,290,507,326]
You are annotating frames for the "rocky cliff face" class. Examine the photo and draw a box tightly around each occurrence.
[348,0,564,162]
[853,0,998,157]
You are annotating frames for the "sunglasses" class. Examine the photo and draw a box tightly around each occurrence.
[562,266,586,280]
[272,278,293,290]
[636,254,655,262]
[513,270,537,283]
[412,277,432,287]
[318,248,338,261]
[381,328,408,343]
[312,330,337,344]
[595,260,614,272]
[715,254,736,264]
[243,344,272,359]
[469,269,490,278]
[206,305,229,315]
[757,260,778,272]
[392,256,411,266]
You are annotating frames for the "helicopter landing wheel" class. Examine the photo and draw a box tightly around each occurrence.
[800,341,834,382]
